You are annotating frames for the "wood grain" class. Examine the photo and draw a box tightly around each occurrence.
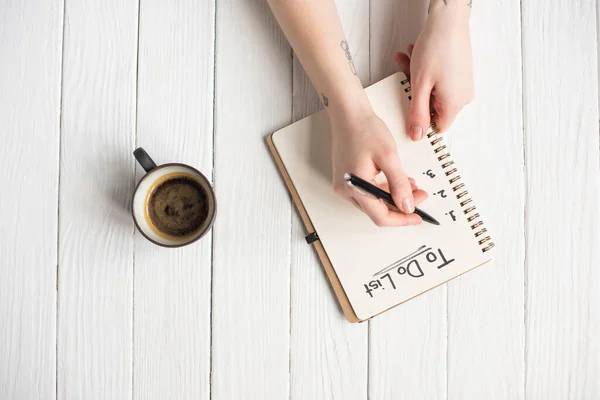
[3,1,600,397]
[368,3,447,400]
[133,1,214,399]
[446,2,525,399]
[0,0,63,398]
[212,0,292,398]
[289,1,368,398]
[522,0,600,398]
[57,0,138,398]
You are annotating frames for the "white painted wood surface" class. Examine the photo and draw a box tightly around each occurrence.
[446,1,525,398]
[0,1,63,399]
[57,0,138,398]
[522,0,600,398]
[134,1,214,399]
[1,0,599,399]
[212,0,291,399]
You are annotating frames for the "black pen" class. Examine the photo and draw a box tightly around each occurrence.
[344,173,440,226]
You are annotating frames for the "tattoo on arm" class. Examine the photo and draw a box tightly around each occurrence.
[340,40,357,75]
[435,0,472,7]
[320,39,355,107]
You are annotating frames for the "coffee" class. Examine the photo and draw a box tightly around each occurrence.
[147,175,209,238]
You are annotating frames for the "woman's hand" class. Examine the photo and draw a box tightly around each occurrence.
[265,0,430,226]
[394,3,474,141]
[330,109,428,227]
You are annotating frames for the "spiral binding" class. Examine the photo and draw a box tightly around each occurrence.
[401,77,494,253]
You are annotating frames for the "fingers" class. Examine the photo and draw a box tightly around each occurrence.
[433,111,456,133]
[350,197,362,211]
[412,188,429,207]
[395,45,432,141]
[393,45,415,80]
[394,52,411,78]
[379,178,429,207]
[374,149,415,215]
[397,44,432,141]
[346,174,429,227]
[409,80,433,142]
[432,99,460,133]
[354,195,422,227]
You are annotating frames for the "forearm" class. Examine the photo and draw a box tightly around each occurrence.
[429,0,471,19]
[266,0,371,121]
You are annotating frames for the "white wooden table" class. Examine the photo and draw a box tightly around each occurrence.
[2,0,599,399]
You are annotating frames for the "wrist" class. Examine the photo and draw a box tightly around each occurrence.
[324,87,374,129]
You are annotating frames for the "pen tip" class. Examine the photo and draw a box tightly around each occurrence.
[428,217,440,225]
[422,215,440,226]
[343,173,351,181]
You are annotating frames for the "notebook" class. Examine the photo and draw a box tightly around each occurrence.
[267,72,494,322]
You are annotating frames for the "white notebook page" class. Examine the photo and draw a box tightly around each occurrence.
[272,73,493,320]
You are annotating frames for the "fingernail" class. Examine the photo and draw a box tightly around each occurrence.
[403,198,415,213]
[410,126,422,141]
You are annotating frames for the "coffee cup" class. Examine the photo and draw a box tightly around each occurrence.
[132,147,216,247]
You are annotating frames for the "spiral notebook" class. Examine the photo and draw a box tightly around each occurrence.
[267,72,494,322]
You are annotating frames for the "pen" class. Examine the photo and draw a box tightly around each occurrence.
[344,173,440,226]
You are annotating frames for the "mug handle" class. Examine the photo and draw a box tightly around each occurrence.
[134,147,158,172]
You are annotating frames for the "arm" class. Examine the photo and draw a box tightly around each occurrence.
[267,0,427,226]
[265,0,369,120]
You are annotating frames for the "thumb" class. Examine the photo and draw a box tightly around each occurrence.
[375,149,414,214]
[432,102,460,133]
[409,80,433,141]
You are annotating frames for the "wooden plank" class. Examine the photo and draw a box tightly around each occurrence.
[446,1,525,399]
[289,1,368,398]
[212,0,292,398]
[133,1,214,399]
[0,0,63,398]
[57,0,138,398]
[522,0,600,398]
[368,2,447,400]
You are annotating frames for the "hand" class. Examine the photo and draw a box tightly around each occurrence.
[394,7,474,140]
[330,109,428,227]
